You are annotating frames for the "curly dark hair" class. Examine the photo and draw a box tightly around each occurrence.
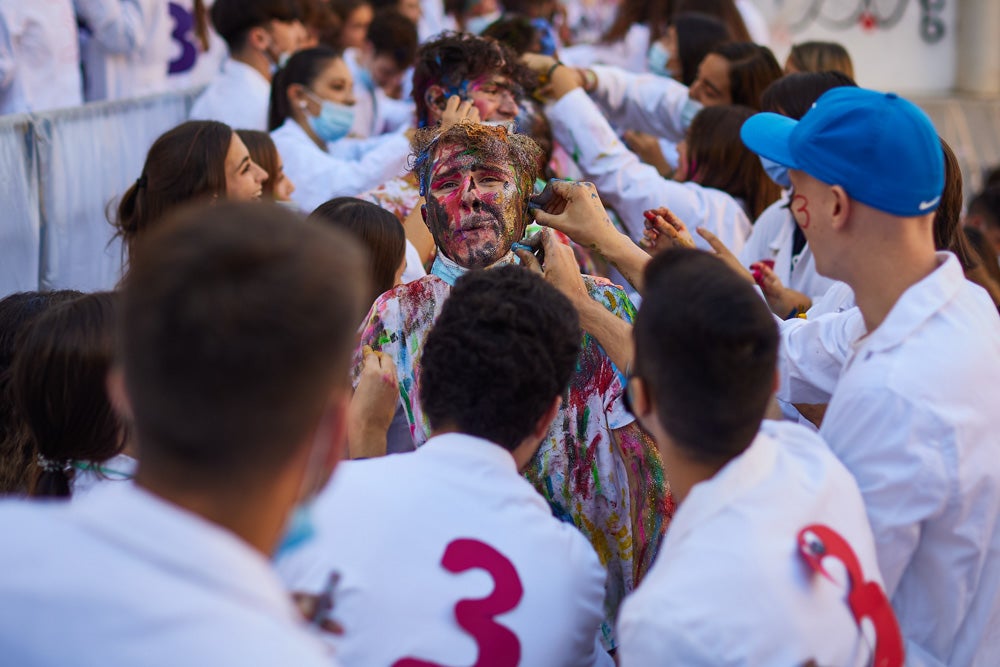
[412,31,535,127]
[419,266,581,451]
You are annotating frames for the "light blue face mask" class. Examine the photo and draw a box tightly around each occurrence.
[647,41,672,78]
[273,502,317,559]
[760,156,792,188]
[680,97,702,130]
[305,91,355,143]
[466,10,502,35]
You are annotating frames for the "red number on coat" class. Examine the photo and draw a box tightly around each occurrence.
[392,538,524,667]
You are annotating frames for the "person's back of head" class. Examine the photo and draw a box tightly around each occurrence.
[672,12,732,87]
[674,0,750,42]
[761,70,857,119]
[113,120,233,257]
[419,266,581,459]
[686,104,781,219]
[367,9,418,73]
[10,293,124,499]
[964,226,1000,287]
[308,197,406,304]
[118,202,369,510]
[481,14,542,56]
[785,41,855,80]
[709,42,782,109]
[633,249,777,467]
[0,290,83,494]
[211,0,302,52]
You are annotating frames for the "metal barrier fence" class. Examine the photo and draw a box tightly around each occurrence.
[0,88,201,296]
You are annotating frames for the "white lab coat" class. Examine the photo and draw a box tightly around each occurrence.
[740,194,837,301]
[617,420,884,666]
[547,88,751,254]
[589,64,693,144]
[74,0,171,102]
[277,433,613,667]
[0,482,338,667]
[0,0,82,114]
[346,52,414,139]
[271,119,409,211]
[71,453,136,498]
[559,24,651,74]
[164,0,227,91]
[736,0,771,45]
[189,58,270,131]
[778,253,1000,666]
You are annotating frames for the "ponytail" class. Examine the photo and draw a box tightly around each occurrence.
[193,0,210,52]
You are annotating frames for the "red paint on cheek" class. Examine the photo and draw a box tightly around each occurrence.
[793,194,811,229]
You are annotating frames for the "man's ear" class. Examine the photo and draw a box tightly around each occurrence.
[424,85,447,116]
[247,25,271,52]
[829,185,851,232]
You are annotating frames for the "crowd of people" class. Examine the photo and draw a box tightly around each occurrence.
[1,0,1000,665]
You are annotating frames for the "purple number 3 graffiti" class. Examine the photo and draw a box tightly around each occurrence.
[168,3,197,75]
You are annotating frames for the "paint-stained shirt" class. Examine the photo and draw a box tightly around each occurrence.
[355,256,672,649]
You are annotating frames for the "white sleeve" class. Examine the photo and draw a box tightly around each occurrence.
[74,0,148,54]
[618,613,719,666]
[776,309,865,405]
[546,88,746,250]
[0,11,16,91]
[820,390,952,598]
[293,133,409,211]
[589,65,692,142]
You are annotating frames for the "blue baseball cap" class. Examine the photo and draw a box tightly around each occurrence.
[740,87,944,217]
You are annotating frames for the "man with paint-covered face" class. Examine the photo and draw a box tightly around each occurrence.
[355,121,672,651]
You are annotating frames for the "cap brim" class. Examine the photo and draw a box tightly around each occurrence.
[741,113,800,170]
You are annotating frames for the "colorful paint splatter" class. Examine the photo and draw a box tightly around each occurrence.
[354,256,673,649]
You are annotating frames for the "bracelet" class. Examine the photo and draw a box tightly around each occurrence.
[541,60,563,85]
[581,68,598,93]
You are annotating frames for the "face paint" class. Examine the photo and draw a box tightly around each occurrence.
[792,194,811,229]
[424,142,526,269]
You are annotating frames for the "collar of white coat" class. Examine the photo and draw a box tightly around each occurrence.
[853,251,964,356]
[223,58,270,88]
[70,482,303,621]
[429,251,518,286]
[664,420,790,546]
[421,432,519,473]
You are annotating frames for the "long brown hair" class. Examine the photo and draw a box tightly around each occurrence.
[685,105,781,220]
[674,0,750,41]
[193,0,210,51]
[710,42,782,110]
[603,0,674,44]
[237,130,281,199]
[112,121,233,257]
[10,293,124,498]
[786,41,854,79]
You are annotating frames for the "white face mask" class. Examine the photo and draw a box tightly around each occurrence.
[465,10,502,35]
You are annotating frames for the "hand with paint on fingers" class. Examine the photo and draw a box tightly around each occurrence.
[640,207,695,254]
[531,180,620,251]
[439,95,481,132]
[348,346,399,459]
[753,261,812,318]
[692,227,755,283]
[516,228,590,310]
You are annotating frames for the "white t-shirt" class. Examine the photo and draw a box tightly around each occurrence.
[0,482,338,666]
[618,420,885,666]
[189,58,271,131]
[0,0,82,114]
[277,433,613,667]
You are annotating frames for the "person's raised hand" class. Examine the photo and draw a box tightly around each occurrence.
[439,95,481,132]
[530,180,622,252]
[515,228,591,311]
[348,346,399,459]
[640,207,695,254]
[753,261,812,318]
[696,227,756,283]
[624,130,673,178]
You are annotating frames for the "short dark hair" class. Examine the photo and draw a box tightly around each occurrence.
[481,15,542,56]
[709,42,782,110]
[368,9,418,70]
[635,249,778,465]
[0,290,83,494]
[211,0,302,51]
[420,266,581,450]
[969,186,1000,230]
[113,120,233,258]
[120,202,369,486]
[761,70,857,120]
[308,197,406,303]
[412,32,534,127]
[269,46,342,131]
[11,293,123,498]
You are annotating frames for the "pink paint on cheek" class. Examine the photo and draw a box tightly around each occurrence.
[793,194,811,229]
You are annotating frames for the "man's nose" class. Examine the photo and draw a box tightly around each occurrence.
[461,180,481,207]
